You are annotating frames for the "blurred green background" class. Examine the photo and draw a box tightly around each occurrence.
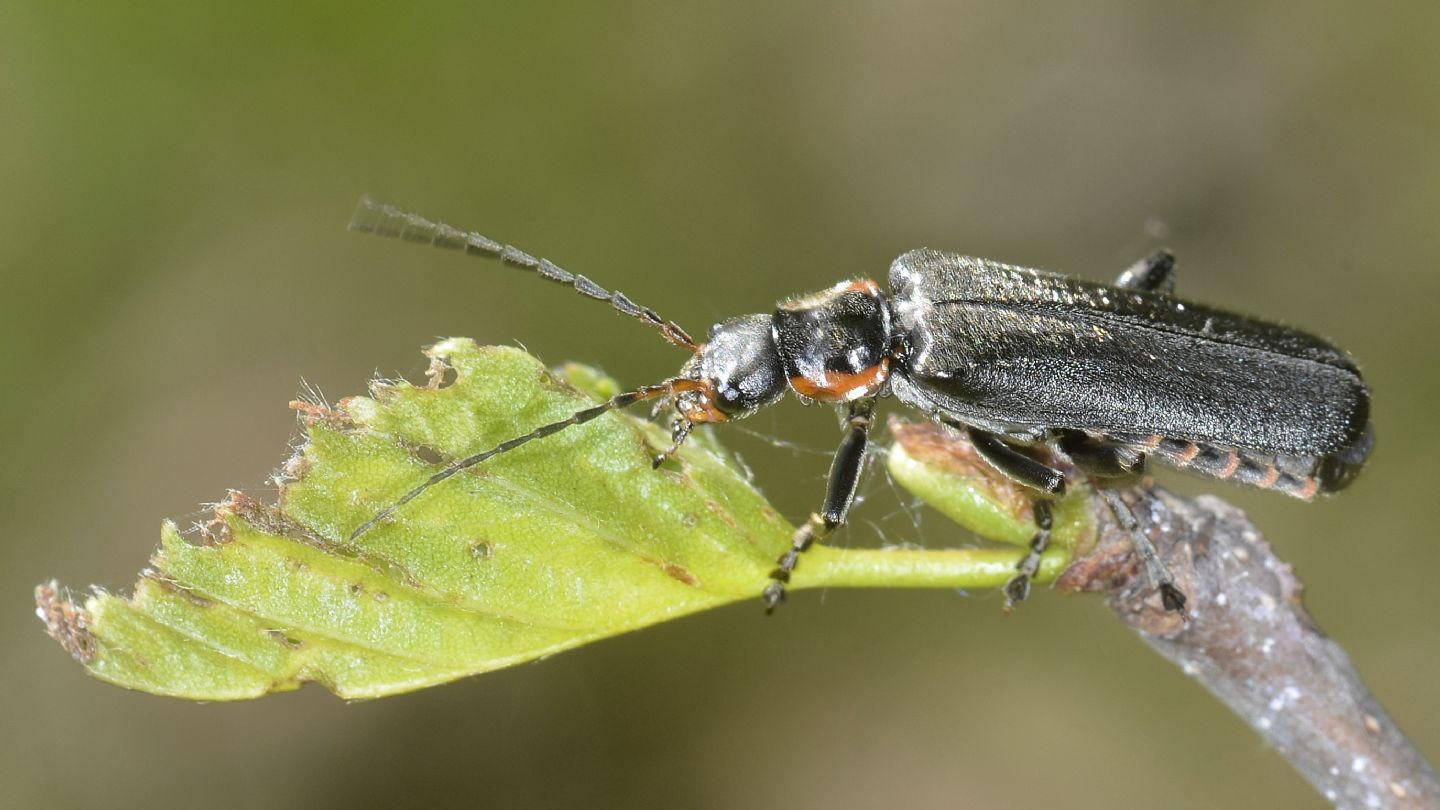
[4,2,1437,808]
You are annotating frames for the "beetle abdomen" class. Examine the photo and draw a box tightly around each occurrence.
[1110,424,1374,498]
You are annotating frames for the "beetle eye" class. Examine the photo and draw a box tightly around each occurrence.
[713,385,746,414]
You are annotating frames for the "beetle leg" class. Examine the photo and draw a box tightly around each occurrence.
[960,427,1067,609]
[1058,431,1145,479]
[1098,489,1189,618]
[1002,499,1053,610]
[965,428,1067,495]
[1115,249,1176,293]
[1058,434,1188,616]
[763,398,876,613]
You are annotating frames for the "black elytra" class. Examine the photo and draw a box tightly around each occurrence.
[348,198,1374,617]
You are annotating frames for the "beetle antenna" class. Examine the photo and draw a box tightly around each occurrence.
[350,196,699,351]
[349,378,696,541]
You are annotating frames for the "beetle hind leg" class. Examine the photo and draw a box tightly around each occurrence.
[1063,434,1189,616]
[1099,488,1189,617]
[962,427,1189,616]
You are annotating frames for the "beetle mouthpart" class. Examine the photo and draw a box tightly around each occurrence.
[674,380,730,424]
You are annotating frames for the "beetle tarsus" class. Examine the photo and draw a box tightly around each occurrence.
[1002,576,1031,612]
[765,516,818,612]
[762,581,786,614]
[1099,488,1190,620]
[1002,499,1054,612]
[651,418,693,469]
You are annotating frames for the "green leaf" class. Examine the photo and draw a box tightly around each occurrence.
[36,339,1076,700]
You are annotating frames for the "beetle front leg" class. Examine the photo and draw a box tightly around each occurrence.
[763,398,876,613]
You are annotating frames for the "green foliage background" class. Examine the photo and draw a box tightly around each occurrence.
[4,3,1437,808]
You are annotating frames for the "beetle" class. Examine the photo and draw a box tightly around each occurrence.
[347,197,1374,616]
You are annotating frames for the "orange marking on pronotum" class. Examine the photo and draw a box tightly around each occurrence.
[789,360,891,402]
[843,278,883,296]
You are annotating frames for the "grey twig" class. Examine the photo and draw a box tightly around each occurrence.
[1057,486,1439,809]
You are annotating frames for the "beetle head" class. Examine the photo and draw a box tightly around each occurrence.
[674,314,788,424]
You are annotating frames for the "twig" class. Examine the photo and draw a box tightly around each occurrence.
[1057,486,1439,809]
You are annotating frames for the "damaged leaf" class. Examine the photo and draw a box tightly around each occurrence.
[37,339,1074,700]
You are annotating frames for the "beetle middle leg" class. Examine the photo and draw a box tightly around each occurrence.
[763,398,876,613]
[962,426,1067,610]
[960,427,1189,615]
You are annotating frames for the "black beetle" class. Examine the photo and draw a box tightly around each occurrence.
[348,198,1373,616]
